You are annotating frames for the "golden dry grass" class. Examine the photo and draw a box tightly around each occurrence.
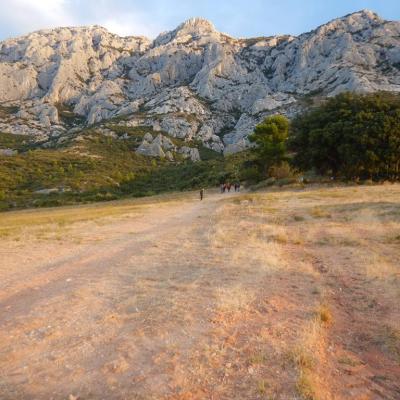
[1,184,399,399]
[290,310,331,399]
[230,184,400,399]
[0,191,197,240]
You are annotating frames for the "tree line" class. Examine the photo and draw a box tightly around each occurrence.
[249,92,400,181]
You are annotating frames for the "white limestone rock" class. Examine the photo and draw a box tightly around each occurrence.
[165,151,174,161]
[160,116,199,140]
[0,64,38,101]
[224,139,249,155]
[117,101,142,116]
[135,132,177,158]
[0,10,399,155]
[135,132,200,161]
[223,113,257,146]
[178,146,201,162]
[136,140,165,158]
[143,132,153,142]
[0,148,18,156]
[145,87,208,116]
[252,97,281,114]
[152,134,176,151]
[34,188,60,195]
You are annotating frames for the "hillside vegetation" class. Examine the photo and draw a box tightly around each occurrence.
[290,92,400,180]
[248,92,400,184]
[1,92,399,211]
[0,128,250,211]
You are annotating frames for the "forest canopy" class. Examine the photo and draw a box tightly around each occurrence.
[288,92,400,180]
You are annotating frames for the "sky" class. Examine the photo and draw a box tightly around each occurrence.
[0,0,399,40]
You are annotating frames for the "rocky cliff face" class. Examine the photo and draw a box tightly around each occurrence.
[0,10,399,154]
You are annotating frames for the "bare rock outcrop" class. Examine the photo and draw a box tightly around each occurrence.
[136,132,200,161]
[0,10,399,152]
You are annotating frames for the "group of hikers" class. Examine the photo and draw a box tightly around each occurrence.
[220,182,241,193]
[199,182,241,200]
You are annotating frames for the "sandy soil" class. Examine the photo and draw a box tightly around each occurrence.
[0,186,399,399]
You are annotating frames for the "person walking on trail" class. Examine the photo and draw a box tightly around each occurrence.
[200,188,205,201]
[220,183,224,193]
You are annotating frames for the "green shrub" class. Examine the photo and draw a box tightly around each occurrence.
[290,92,400,180]
[269,161,296,180]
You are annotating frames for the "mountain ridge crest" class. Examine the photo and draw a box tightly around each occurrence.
[0,9,398,156]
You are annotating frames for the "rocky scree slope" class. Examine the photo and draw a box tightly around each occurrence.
[0,9,399,156]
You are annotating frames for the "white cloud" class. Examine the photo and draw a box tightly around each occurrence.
[100,14,162,38]
[0,0,74,36]
[0,0,163,39]
[15,0,70,18]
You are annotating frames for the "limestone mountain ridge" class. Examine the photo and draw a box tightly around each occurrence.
[0,9,399,155]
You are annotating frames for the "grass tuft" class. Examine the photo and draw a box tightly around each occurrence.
[296,370,317,400]
[310,207,332,219]
[316,304,332,324]
[338,356,360,367]
[249,352,268,365]
[257,379,267,394]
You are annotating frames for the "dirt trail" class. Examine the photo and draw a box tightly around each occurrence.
[2,192,278,400]
[1,186,399,400]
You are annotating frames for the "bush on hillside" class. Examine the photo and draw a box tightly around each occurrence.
[289,92,400,180]
[269,161,297,180]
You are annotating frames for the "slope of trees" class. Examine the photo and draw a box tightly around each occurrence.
[289,92,400,180]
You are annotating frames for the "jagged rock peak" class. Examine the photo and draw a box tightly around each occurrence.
[1,24,150,48]
[0,9,399,154]
[176,17,216,32]
[334,9,383,29]
[336,9,381,26]
[153,17,217,46]
[344,9,381,21]
[306,9,383,38]
[16,24,111,39]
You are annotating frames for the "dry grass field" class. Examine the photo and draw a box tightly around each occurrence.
[0,184,399,399]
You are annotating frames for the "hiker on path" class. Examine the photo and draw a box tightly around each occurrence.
[220,183,224,193]
[200,188,205,201]
[227,183,231,192]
